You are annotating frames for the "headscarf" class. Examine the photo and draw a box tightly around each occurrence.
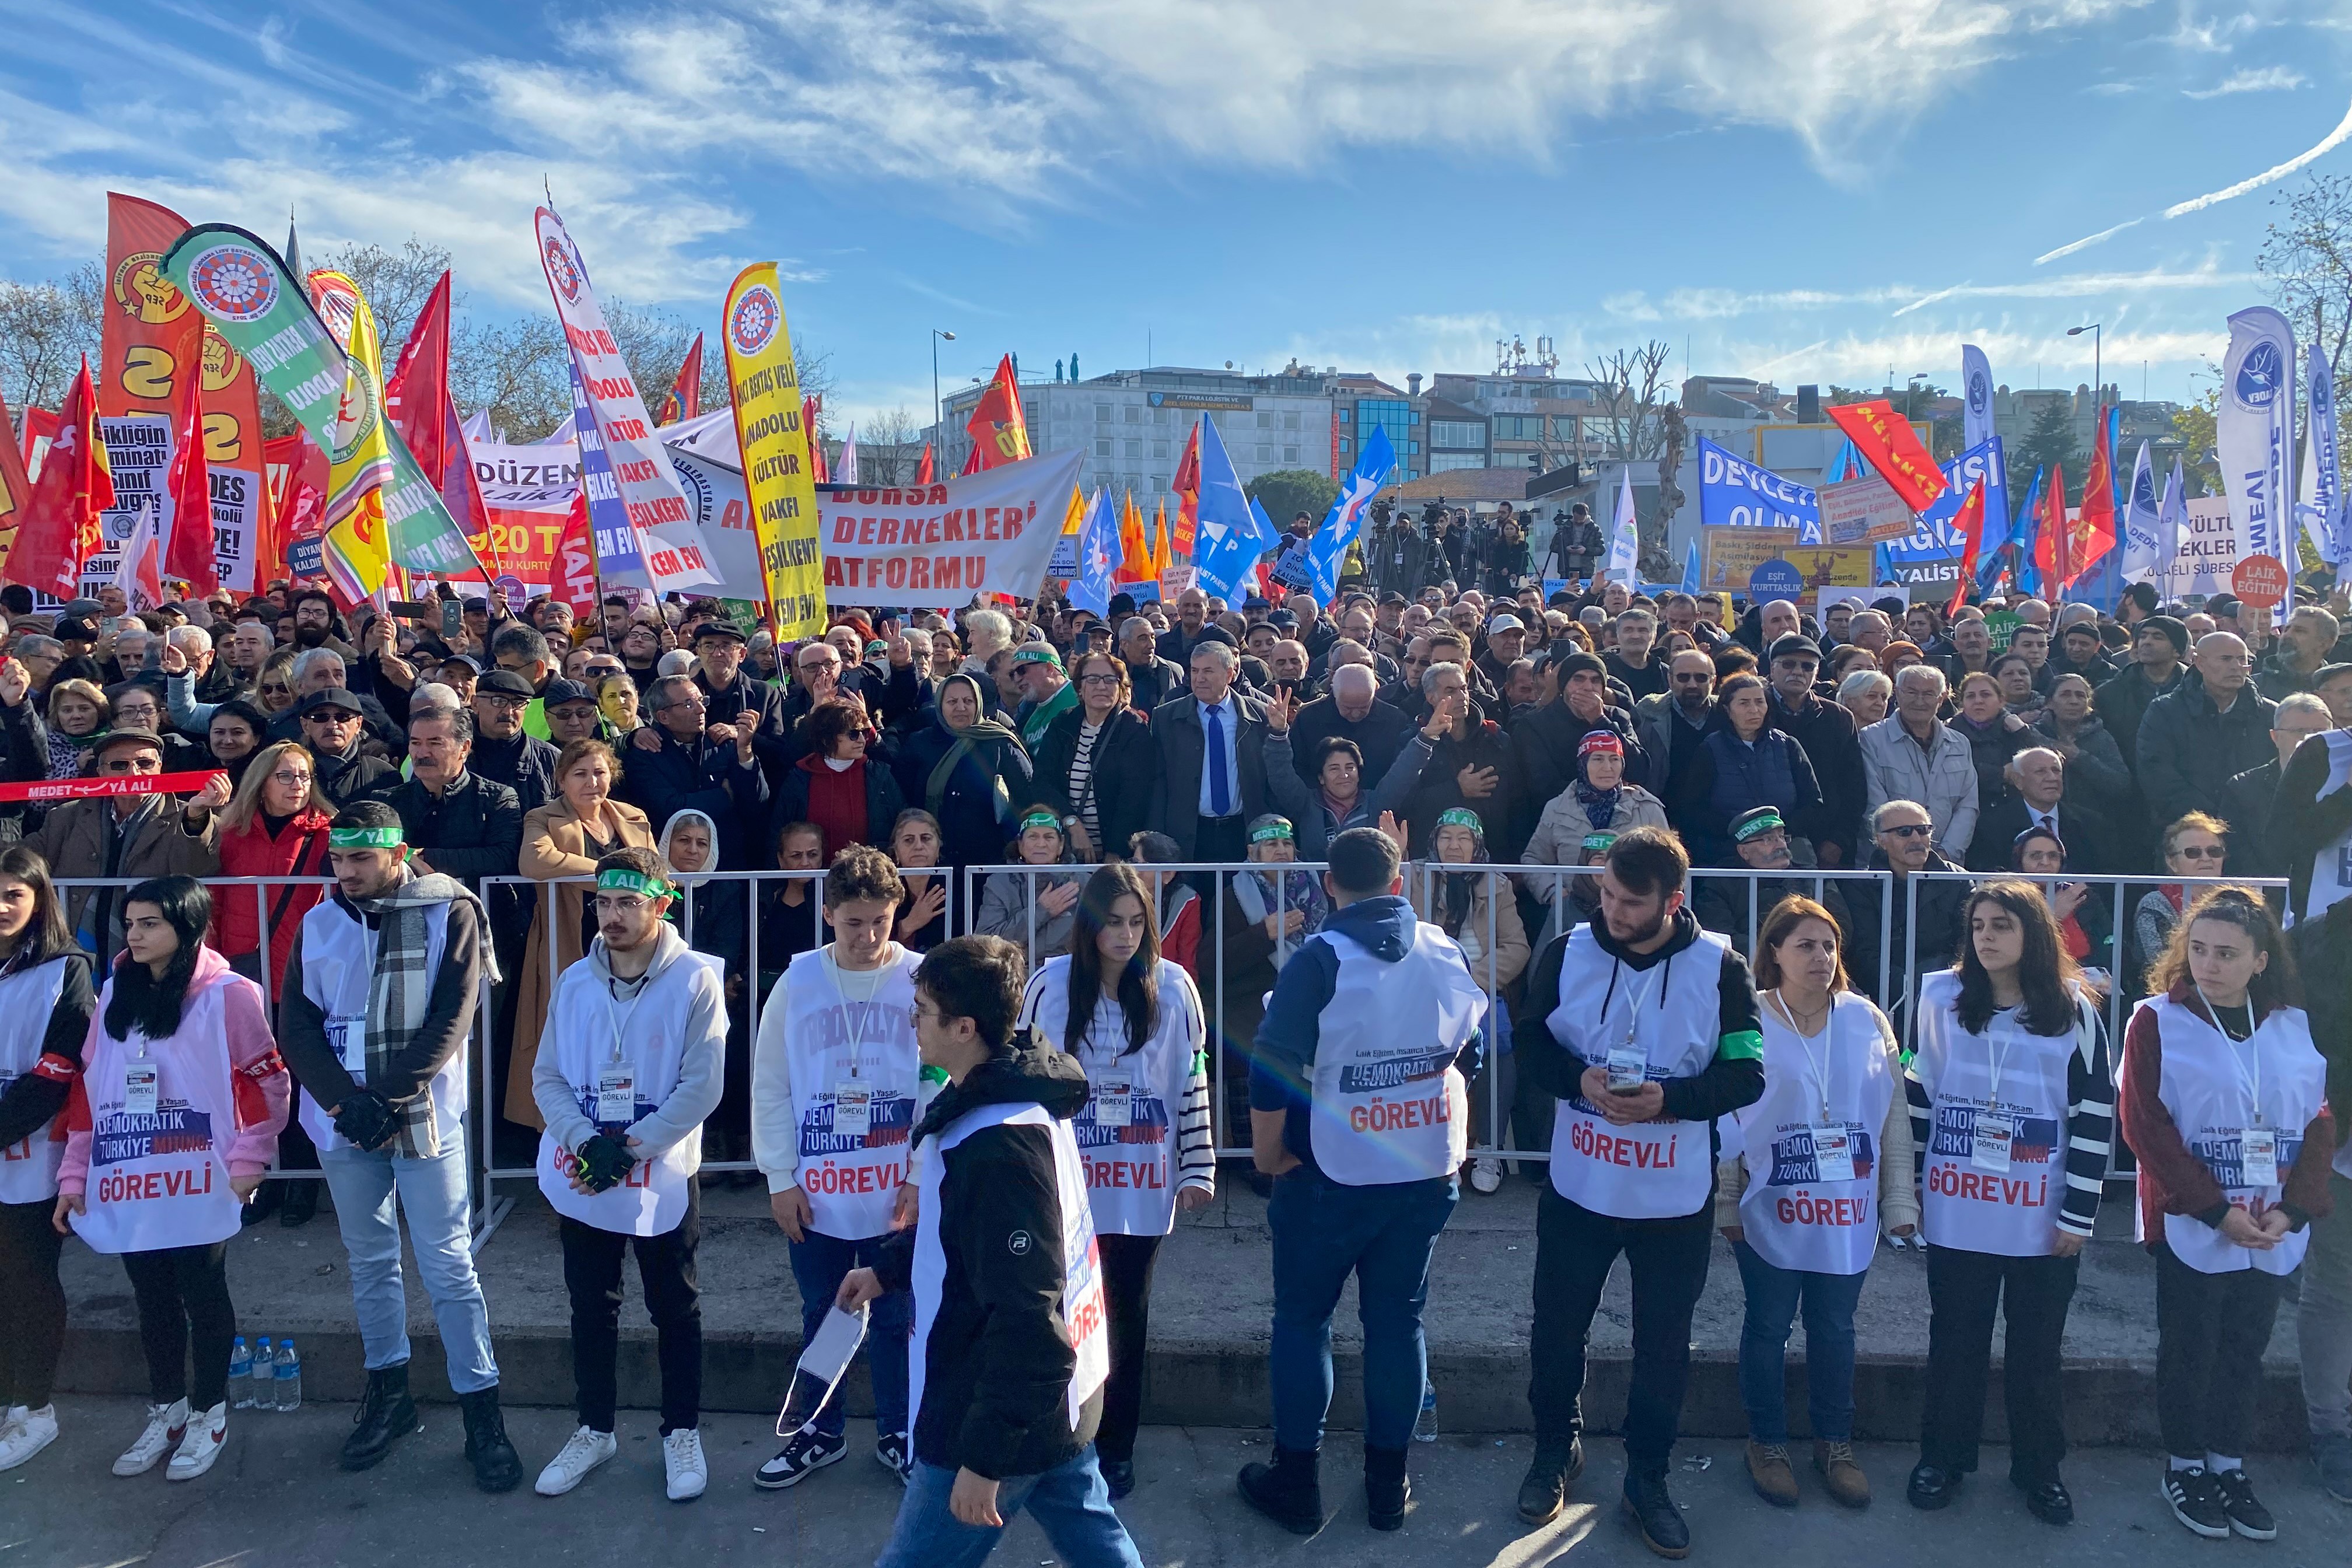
[1571,728,1625,829]
[1432,806,1490,935]
[926,672,1021,823]
[657,807,720,890]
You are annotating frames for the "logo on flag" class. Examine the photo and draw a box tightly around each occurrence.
[729,285,780,356]
[542,237,583,303]
[2235,343,2284,409]
[185,246,277,323]
[109,250,189,325]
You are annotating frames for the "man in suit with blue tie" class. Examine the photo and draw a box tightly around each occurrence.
[1147,630,1311,871]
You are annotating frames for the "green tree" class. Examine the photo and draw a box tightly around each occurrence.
[2172,389,2220,499]
[2011,400,2083,503]
[1247,468,1338,529]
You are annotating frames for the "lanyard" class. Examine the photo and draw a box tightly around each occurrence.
[2193,983,2263,1126]
[1602,959,1659,1052]
[1982,1008,2017,1106]
[828,948,890,1079]
[602,965,652,1068]
[1768,989,1836,1121]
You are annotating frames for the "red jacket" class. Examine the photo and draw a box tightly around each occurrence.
[212,810,332,1002]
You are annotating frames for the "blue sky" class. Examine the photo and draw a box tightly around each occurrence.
[4,1,2351,428]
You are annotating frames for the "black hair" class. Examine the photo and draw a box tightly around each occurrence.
[1066,863,1160,1058]
[490,624,551,668]
[330,799,404,834]
[915,935,1026,1049]
[1313,736,1363,775]
[598,845,666,883]
[1604,825,1688,901]
[824,844,904,908]
[1954,880,2085,1035]
[0,845,73,967]
[1327,825,1401,897]
[409,705,475,746]
[103,876,212,1041]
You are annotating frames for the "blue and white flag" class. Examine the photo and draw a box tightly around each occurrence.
[1605,466,1640,584]
[2120,440,2164,584]
[1962,344,1994,452]
[1679,537,1700,594]
[2300,337,2342,568]
[2159,457,2191,594]
[1307,425,1397,600]
[1698,436,1818,542]
[1191,416,1279,601]
[1819,438,1862,488]
[1065,488,1118,615]
[1885,436,2008,589]
[2218,305,2297,565]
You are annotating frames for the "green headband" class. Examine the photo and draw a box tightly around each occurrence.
[597,867,673,900]
[328,826,405,850]
[1019,810,1063,834]
[1250,820,1294,844]
[1732,808,1787,844]
[1434,808,1483,832]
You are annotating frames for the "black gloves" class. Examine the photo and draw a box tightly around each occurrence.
[332,1090,399,1152]
[576,1133,637,1194]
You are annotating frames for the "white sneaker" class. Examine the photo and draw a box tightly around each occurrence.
[1469,1157,1504,1194]
[0,1405,57,1472]
[534,1425,618,1496]
[663,1427,708,1502]
[166,1404,228,1482]
[113,1399,188,1477]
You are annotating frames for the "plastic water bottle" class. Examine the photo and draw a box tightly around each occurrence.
[246,1338,273,1410]
[228,1338,253,1409]
[1413,1384,1438,1443]
[274,1339,302,1412]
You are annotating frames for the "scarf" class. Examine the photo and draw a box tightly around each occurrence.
[351,869,501,1157]
[1570,757,1623,830]
[927,674,1021,822]
[1021,680,1079,750]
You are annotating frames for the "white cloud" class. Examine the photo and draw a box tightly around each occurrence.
[2165,92,2352,214]
[1892,260,2254,315]
[2183,65,2309,97]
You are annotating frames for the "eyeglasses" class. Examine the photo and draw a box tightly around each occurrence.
[1079,673,1121,687]
[1671,672,1712,685]
[267,769,312,789]
[2174,845,2226,860]
[1880,822,1933,840]
[662,695,706,711]
[907,1003,941,1028]
[475,694,525,710]
[260,682,292,696]
[304,710,358,724]
[102,755,163,774]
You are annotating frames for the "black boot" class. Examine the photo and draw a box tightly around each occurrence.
[1517,1434,1585,1525]
[457,1386,523,1493]
[239,1181,284,1228]
[1623,1472,1691,1559]
[1364,1444,1410,1532]
[340,1364,421,1471]
[1237,1444,1325,1536]
[279,1180,318,1227]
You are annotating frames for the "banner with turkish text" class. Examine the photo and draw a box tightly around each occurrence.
[1824,400,1947,512]
[814,447,1084,607]
[2218,306,2297,569]
[720,262,825,636]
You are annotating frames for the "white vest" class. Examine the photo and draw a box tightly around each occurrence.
[2133,996,2328,1276]
[535,945,723,1237]
[1734,993,1897,1276]
[1546,925,1731,1219]
[775,946,926,1242]
[908,1101,1109,1440]
[292,897,464,1156]
[1306,923,1488,1187]
[74,974,251,1254]
[1911,970,2081,1257]
[1019,956,1208,1236]
[0,957,75,1205]
[2295,730,2352,928]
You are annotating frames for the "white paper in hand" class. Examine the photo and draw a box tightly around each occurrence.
[775,1303,870,1437]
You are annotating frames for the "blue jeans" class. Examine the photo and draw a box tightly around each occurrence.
[317,1136,499,1394]
[876,1450,1143,1568]
[1268,1166,1457,1453]
[1732,1240,1866,1443]
[788,1228,911,1438]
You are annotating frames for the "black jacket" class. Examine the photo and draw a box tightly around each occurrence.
[2273,733,2352,922]
[1512,695,1653,820]
[266,688,402,757]
[1968,793,2112,876]
[0,949,96,1149]
[2092,659,2183,763]
[471,730,561,817]
[1287,694,1415,792]
[1032,705,1156,862]
[1122,654,1187,715]
[874,1030,1101,1480]
[1842,848,1969,1038]
[367,770,524,885]
[277,891,487,1114]
[1769,688,1866,865]
[617,728,771,870]
[2135,671,2278,828]
[1401,718,1517,858]
[309,743,397,810]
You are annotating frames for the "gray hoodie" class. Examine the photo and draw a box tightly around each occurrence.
[531,922,727,1158]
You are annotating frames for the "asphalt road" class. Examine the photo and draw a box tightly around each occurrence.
[3,1396,2345,1567]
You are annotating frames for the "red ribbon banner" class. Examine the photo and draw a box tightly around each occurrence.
[0,769,224,804]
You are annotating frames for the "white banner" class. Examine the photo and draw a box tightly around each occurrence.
[664,447,766,597]
[2218,306,2297,565]
[814,449,1086,607]
[2161,495,2238,600]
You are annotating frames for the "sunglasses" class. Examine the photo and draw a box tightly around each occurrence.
[1881,823,1933,840]
[2174,845,2225,860]
[260,682,292,696]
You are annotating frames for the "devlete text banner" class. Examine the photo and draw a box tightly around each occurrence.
[814,447,1085,608]
[720,262,825,637]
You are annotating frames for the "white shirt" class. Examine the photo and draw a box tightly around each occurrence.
[1195,694,1244,818]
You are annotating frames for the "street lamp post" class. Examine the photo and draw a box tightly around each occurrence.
[931,328,956,461]
[2067,322,2102,415]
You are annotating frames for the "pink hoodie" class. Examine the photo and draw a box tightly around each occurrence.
[58,943,289,1194]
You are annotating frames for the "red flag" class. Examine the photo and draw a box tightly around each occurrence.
[8,358,113,598]
[2070,409,2116,589]
[1824,400,1947,512]
[804,396,829,484]
[963,355,1030,473]
[20,407,60,473]
[122,498,166,611]
[2034,460,2070,591]
[1170,422,1202,558]
[915,442,935,485]
[1945,477,1987,618]
[0,384,35,581]
[385,270,452,482]
[657,334,704,426]
[162,372,218,592]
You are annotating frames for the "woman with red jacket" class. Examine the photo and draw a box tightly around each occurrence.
[775,698,905,853]
[210,740,332,1227]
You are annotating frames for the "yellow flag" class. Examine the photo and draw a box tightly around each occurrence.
[720,263,826,638]
[306,270,394,597]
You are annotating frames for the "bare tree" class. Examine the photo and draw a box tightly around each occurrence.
[856,405,922,484]
[1584,341,1674,463]
[0,264,104,414]
[449,314,572,442]
[1649,404,1688,574]
[316,237,453,358]
[2260,173,2352,382]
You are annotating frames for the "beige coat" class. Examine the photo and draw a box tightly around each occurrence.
[1408,869,1530,991]
[505,796,656,1128]
[27,795,220,946]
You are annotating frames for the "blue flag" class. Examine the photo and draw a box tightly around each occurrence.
[1679,537,1700,594]
[1065,489,1118,615]
[1192,416,1280,601]
[2011,466,2046,598]
[1307,425,1397,600]
[1698,436,1819,543]
[1887,437,2008,593]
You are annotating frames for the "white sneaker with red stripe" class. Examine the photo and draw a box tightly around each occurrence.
[113,1399,188,1477]
[166,1404,229,1481]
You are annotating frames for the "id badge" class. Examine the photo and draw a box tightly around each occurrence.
[1094,1077,1133,1129]
[833,1083,873,1139]
[1810,1125,1855,1184]
[123,1060,159,1117]
[596,1068,635,1125]
[1605,1046,1648,1092]
[2239,1126,2280,1188]
[328,1017,366,1083]
[1971,1111,2014,1174]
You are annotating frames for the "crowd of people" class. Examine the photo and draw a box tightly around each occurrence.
[0,557,2345,1560]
